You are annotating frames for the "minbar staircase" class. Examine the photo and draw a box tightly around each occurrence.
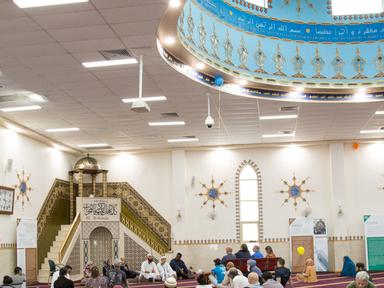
[37,224,71,283]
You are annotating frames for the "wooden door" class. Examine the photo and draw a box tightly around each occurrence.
[25,248,37,285]
[291,236,314,273]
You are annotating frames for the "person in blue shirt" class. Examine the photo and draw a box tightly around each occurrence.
[251,245,264,259]
[209,258,226,285]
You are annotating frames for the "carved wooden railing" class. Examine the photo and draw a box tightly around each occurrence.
[37,179,71,268]
[58,212,80,263]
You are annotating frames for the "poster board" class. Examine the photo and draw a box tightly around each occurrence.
[289,217,328,272]
[364,215,384,270]
[17,219,37,249]
[0,186,14,214]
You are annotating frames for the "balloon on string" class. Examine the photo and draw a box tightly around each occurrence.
[214,74,224,87]
[297,246,305,255]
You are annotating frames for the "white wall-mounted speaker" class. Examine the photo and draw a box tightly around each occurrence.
[5,158,13,173]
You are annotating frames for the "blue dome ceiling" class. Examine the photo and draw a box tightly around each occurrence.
[156,0,384,102]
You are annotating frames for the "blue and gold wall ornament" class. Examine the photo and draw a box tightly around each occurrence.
[352,48,367,79]
[187,3,195,43]
[311,48,325,79]
[198,14,207,52]
[238,35,249,70]
[331,48,346,79]
[374,47,384,78]
[210,23,220,60]
[273,44,286,76]
[277,173,313,208]
[14,170,33,208]
[254,41,267,74]
[292,46,305,78]
[196,177,230,209]
[223,30,233,65]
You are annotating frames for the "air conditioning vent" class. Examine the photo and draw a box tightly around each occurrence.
[161,112,180,118]
[99,49,134,60]
[281,130,294,134]
[279,106,298,112]
[182,136,197,139]
[379,127,384,131]
[83,146,114,150]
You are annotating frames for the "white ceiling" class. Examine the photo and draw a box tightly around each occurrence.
[0,0,384,152]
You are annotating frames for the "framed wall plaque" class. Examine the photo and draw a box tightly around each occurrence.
[0,186,15,214]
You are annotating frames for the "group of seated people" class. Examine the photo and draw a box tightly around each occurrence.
[1,267,26,288]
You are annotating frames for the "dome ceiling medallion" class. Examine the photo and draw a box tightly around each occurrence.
[157,0,384,102]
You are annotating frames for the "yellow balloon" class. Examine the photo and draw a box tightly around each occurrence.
[297,246,305,255]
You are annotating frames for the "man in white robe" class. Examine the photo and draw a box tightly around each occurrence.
[140,254,160,282]
[157,256,177,281]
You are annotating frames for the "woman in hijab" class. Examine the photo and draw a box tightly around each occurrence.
[341,256,356,277]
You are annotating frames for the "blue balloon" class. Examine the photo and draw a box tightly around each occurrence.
[214,75,224,87]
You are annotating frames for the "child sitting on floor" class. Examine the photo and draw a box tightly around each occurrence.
[296,258,317,283]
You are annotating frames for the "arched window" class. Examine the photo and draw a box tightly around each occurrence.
[239,165,259,243]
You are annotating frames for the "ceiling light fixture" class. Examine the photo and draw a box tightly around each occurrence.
[260,115,298,120]
[262,132,295,138]
[195,62,206,69]
[169,0,181,8]
[375,111,384,115]
[122,96,167,103]
[167,138,199,143]
[148,121,185,126]
[360,130,384,134]
[239,79,248,85]
[82,58,137,68]
[357,87,367,93]
[13,0,88,8]
[294,87,305,92]
[1,105,41,112]
[45,127,80,133]
[27,93,48,103]
[164,36,176,45]
[78,143,109,148]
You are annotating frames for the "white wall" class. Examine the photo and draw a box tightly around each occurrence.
[97,152,173,222]
[0,127,75,244]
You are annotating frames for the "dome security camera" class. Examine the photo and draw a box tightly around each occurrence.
[205,115,215,128]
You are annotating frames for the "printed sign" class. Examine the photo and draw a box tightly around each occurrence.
[77,197,120,221]
[364,215,384,270]
[17,219,37,249]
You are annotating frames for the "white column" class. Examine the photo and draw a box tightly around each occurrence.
[171,150,187,242]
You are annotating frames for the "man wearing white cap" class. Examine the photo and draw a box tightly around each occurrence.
[157,256,177,281]
[140,254,160,282]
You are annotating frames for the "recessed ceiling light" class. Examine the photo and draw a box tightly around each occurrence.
[164,36,176,45]
[360,130,384,134]
[1,105,41,112]
[375,111,384,115]
[167,138,199,143]
[294,87,305,92]
[169,0,181,8]
[13,0,88,8]
[82,58,137,68]
[239,79,248,85]
[45,127,80,133]
[148,121,185,126]
[287,92,305,99]
[122,96,167,103]
[357,87,367,93]
[78,143,109,148]
[195,62,206,69]
[262,132,295,138]
[27,93,48,103]
[260,115,298,120]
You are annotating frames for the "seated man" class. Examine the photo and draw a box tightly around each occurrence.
[157,256,177,281]
[109,259,127,288]
[251,245,264,260]
[347,271,376,288]
[11,267,26,288]
[170,253,192,279]
[51,265,72,288]
[209,258,226,286]
[222,247,236,265]
[248,272,261,288]
[222,262,243,287]
[274,258,293,287]
[120,258,140,279]
[140,254,160,282]
[262,271,283,288]
[356,263,372,282]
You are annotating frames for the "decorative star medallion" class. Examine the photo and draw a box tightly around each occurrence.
[277,173,313,208]
[197,177,230,209]
[283,0,314,14]
[14,170,32,208]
